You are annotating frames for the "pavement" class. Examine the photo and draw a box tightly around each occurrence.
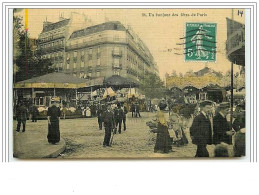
[13,122,66,159]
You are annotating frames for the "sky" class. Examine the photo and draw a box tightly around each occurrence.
[14,8,245,79]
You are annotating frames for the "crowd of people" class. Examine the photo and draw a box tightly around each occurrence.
[15,96,246,158]
[147,99,246,157]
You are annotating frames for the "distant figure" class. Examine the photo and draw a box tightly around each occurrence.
[131,103,135,118]
[30,105,39,122]
[190,101,213,157]
[47,102,61,144]
[97,104,104,130]
[16,102,28,132]
[85,106,91,118]
[214,143,229,157]
[135,103,141,118]
[114,103,124,134]
[62,106,67,119]
[102,103,115,147]
[122,102,128,131]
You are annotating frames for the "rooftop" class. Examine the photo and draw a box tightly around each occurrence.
[42,18,70,32]
[69,21,126,39]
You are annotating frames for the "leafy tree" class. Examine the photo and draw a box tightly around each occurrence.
[140,73,165,99]
[13,16,54,82]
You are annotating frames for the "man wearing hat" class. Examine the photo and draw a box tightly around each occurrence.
[213,102,234,145]
[102,103,115,147]
[190,101,213,157]
[232,103,245,132]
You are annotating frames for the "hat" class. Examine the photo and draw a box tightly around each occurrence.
[158,100,167,111]
[218,102,230,110]
[200,100,213,107]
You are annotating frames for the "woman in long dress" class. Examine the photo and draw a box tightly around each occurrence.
[47,102,61,144]
[153,101,172,153]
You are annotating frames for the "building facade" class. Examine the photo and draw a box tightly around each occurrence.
[65,21,158,82]
[37,13,93,71]
[37,17,158,83]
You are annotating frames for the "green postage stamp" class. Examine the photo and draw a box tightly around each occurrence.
[185,22,217,62]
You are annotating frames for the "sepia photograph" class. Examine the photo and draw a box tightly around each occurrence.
[12,8,246,159]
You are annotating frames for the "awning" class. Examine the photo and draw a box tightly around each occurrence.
[14,72,88,89]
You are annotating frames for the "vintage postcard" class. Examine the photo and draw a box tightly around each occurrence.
[12,8,246,159]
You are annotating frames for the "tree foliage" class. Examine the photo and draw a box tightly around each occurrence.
[13,16,54,82]
[139,73,165,99]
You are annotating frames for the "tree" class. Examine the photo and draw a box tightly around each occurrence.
[13,16,54,82]
[140,73,165,99]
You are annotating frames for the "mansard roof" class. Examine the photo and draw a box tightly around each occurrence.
[43,19,70,32]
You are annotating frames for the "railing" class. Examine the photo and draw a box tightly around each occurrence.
[38,44,64,54]
[66,37,127,51]
[38,34,65,43]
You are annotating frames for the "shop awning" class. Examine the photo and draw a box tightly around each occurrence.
[14,72,88,89]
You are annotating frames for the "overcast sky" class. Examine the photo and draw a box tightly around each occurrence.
[14,9,245,79]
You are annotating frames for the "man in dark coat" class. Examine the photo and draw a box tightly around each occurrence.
[96,104,104,130]
[114,103,124,134]
[232,103,245,132]
[213,102,234,145]
[190,101,213,157]
[122,102,128,131]
[16,102,28,132]
[102,103,115,147]
[131,103,135,118]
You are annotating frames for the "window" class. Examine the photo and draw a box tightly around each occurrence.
[89,48,93,55]
[114,58,120,68]
[96,71,101,77]
[89,59,93,66]
[80,60,84,68]
[97,58,101,66]
[97,46,101,58]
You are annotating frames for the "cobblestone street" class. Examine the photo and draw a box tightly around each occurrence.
[13,112,234,159]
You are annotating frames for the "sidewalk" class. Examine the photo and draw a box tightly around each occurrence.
[13,126,66,159]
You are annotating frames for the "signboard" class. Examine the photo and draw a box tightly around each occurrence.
[185,22,217,62]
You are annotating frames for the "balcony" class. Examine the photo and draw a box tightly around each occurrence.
[38,34,65,43]
[66,37,127,51]
[38,44,64,54]
[226,27,245,66]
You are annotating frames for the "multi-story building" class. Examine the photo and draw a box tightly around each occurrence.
[65,21,158,82]
[37,13,93,71]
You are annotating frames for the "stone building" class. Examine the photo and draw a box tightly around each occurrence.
[37,13,93,71]
[65,21,158,82]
